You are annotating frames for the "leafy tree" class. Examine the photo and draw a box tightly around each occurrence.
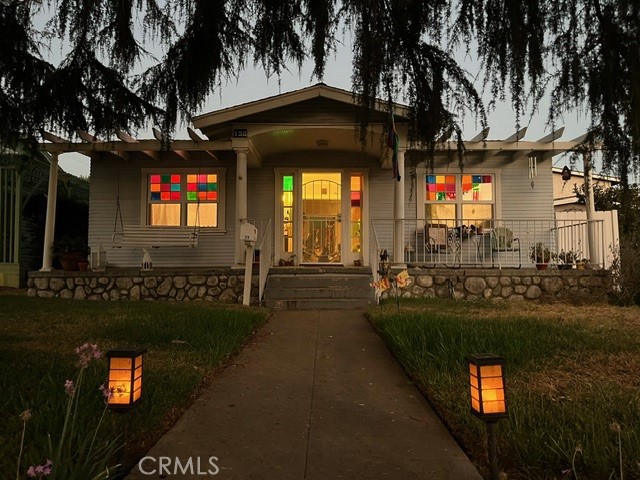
[575,182,640,235]
[1,0,639,189]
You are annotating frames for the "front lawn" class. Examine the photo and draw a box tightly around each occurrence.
[369,299,640,480]
[0,294,269,478]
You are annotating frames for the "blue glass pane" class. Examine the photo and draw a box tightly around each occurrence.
[427,175,436,184]
[171,184,181,192]
[198,183,207,191]
[150,192,160,201]
[472,175,482,183]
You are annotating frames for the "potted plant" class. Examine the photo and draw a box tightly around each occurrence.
[53,235,90,271]
[529,242,551,270]
[576,258,590,270]
[556,250,578,270]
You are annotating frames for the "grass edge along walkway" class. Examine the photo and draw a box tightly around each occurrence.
[0,295,270,479]
[368,299,640,480]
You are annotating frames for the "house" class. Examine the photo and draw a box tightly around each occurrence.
[553,166,619,212]
[30,84,613,304]
[0,147,89,287]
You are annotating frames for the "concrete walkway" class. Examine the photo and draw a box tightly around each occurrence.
[126,310,482,479]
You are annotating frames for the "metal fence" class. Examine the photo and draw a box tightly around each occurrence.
[370,218,606,269]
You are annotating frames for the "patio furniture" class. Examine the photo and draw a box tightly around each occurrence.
[115,225,199,248]
[490,226,521,267]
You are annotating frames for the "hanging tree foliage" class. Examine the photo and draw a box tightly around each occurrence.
[1,0,639,185]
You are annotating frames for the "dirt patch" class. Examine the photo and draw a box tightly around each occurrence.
[0,287,27,296]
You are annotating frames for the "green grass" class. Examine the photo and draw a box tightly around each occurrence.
[0,294,270,478]
[368,299,640,480]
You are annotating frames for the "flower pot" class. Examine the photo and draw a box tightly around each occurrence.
[59,253,82,271]
[77,261,89,271]
[536,263,548,270]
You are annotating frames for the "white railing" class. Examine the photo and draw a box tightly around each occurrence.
[370,218,606,269]
[257,218,272,305]
[369,218,382,304]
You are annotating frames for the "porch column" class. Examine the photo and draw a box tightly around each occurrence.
[393,148,406,264]
[583,151,599,266]
[235,147,248,264]
[40,153,59,272]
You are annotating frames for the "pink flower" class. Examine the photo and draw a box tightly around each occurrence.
[64,379,75,397]
[75,343,102,367]
[27,459,53,478]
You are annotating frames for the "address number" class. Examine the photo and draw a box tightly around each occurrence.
[232,129,248,138]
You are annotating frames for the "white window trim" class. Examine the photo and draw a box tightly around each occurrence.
[416,167,502,222]
[140,167,226,232]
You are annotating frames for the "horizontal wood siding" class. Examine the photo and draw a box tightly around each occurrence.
[89,155,236,267]
[499,157,554,220]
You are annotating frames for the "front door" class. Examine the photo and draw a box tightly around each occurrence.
[277,170,365,266]
[302,173,342,263]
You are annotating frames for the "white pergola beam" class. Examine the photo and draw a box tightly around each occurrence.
[41,131,69,143]
[39,139,233,153]
[504,127,528,143]
[537,127,565,143]
[116,130,138,143]
[469,127,490,142]
[76,128,98,143]
[152,127,167,143]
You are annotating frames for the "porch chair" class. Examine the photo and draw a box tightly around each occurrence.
[425,224,448,252]
[490,226,521,267]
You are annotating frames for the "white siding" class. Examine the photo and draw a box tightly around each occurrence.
[89,155,236,267]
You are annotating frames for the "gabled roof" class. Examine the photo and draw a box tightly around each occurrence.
[192,83,410,130]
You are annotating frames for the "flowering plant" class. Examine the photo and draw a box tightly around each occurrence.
[16,343,121,479]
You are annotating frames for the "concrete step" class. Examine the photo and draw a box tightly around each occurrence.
[264,298,375,310]
[267,274,372,289]
[263,270,376,310]
[265,286,373,300]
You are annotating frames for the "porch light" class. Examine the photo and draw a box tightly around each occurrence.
[106,348,146,411]
[561,165,571,181]
[466,353,507,480]
[90,244,107,272]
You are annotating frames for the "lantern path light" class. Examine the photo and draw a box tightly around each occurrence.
[466,354,507,480]
[106,348,146,412]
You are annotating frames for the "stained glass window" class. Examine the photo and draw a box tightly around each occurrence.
[149,173,181,201]
[147,171,222,228]
[282,175,294,252]
[426,175,456,201]
[461,174,493,202]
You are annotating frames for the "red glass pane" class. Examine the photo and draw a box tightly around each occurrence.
[171,174,180,183]
[161,184,170,191]
[161,192,170,201]
[187,183,196,191]
[198,174,207,182]
[198,191,206,199]
[207,192,217,200]
[150,175,161,183]
[170,192,180,200]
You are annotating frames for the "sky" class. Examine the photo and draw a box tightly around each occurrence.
[57,35,592,178]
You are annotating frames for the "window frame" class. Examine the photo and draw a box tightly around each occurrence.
[419,169,502,225]
[140,167,226,232]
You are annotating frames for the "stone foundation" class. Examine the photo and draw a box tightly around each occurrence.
[27,268,258,304]
[383,268,612,302]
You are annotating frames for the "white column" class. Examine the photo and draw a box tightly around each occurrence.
[235,148,248,264]
[40,154,59,271]
[583,152,599,266]
[393,149,406,264]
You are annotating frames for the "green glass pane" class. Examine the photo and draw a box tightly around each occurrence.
[161,174,171,183]
[283,175,293,192]
[171,183,181,192]
[187,192,197,201]
[207,183,217,191]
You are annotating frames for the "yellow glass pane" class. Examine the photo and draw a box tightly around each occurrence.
[350,175,361,191]
[109,370,131,382]
[187,174,197,183]
[150,204,181,226]
[110,358,132,369]
[482,377,504,389]
[187,203,217,227]
[135,355,143,368]
[207,174,217,183]
[480,365,503,377]
[483,400,506,414]
[282,192,293,206]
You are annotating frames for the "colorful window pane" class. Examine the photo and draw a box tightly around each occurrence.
[283,175,293,192]
[462,174,493,202]
[150,173,181,201]
[426,175,456,201]
[186,175,218,202]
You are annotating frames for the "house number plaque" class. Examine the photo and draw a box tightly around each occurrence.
[232,129,248,138]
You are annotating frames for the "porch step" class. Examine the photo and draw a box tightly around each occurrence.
[263,267,376,310]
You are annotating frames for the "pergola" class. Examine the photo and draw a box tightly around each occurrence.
[38,123,598,269]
